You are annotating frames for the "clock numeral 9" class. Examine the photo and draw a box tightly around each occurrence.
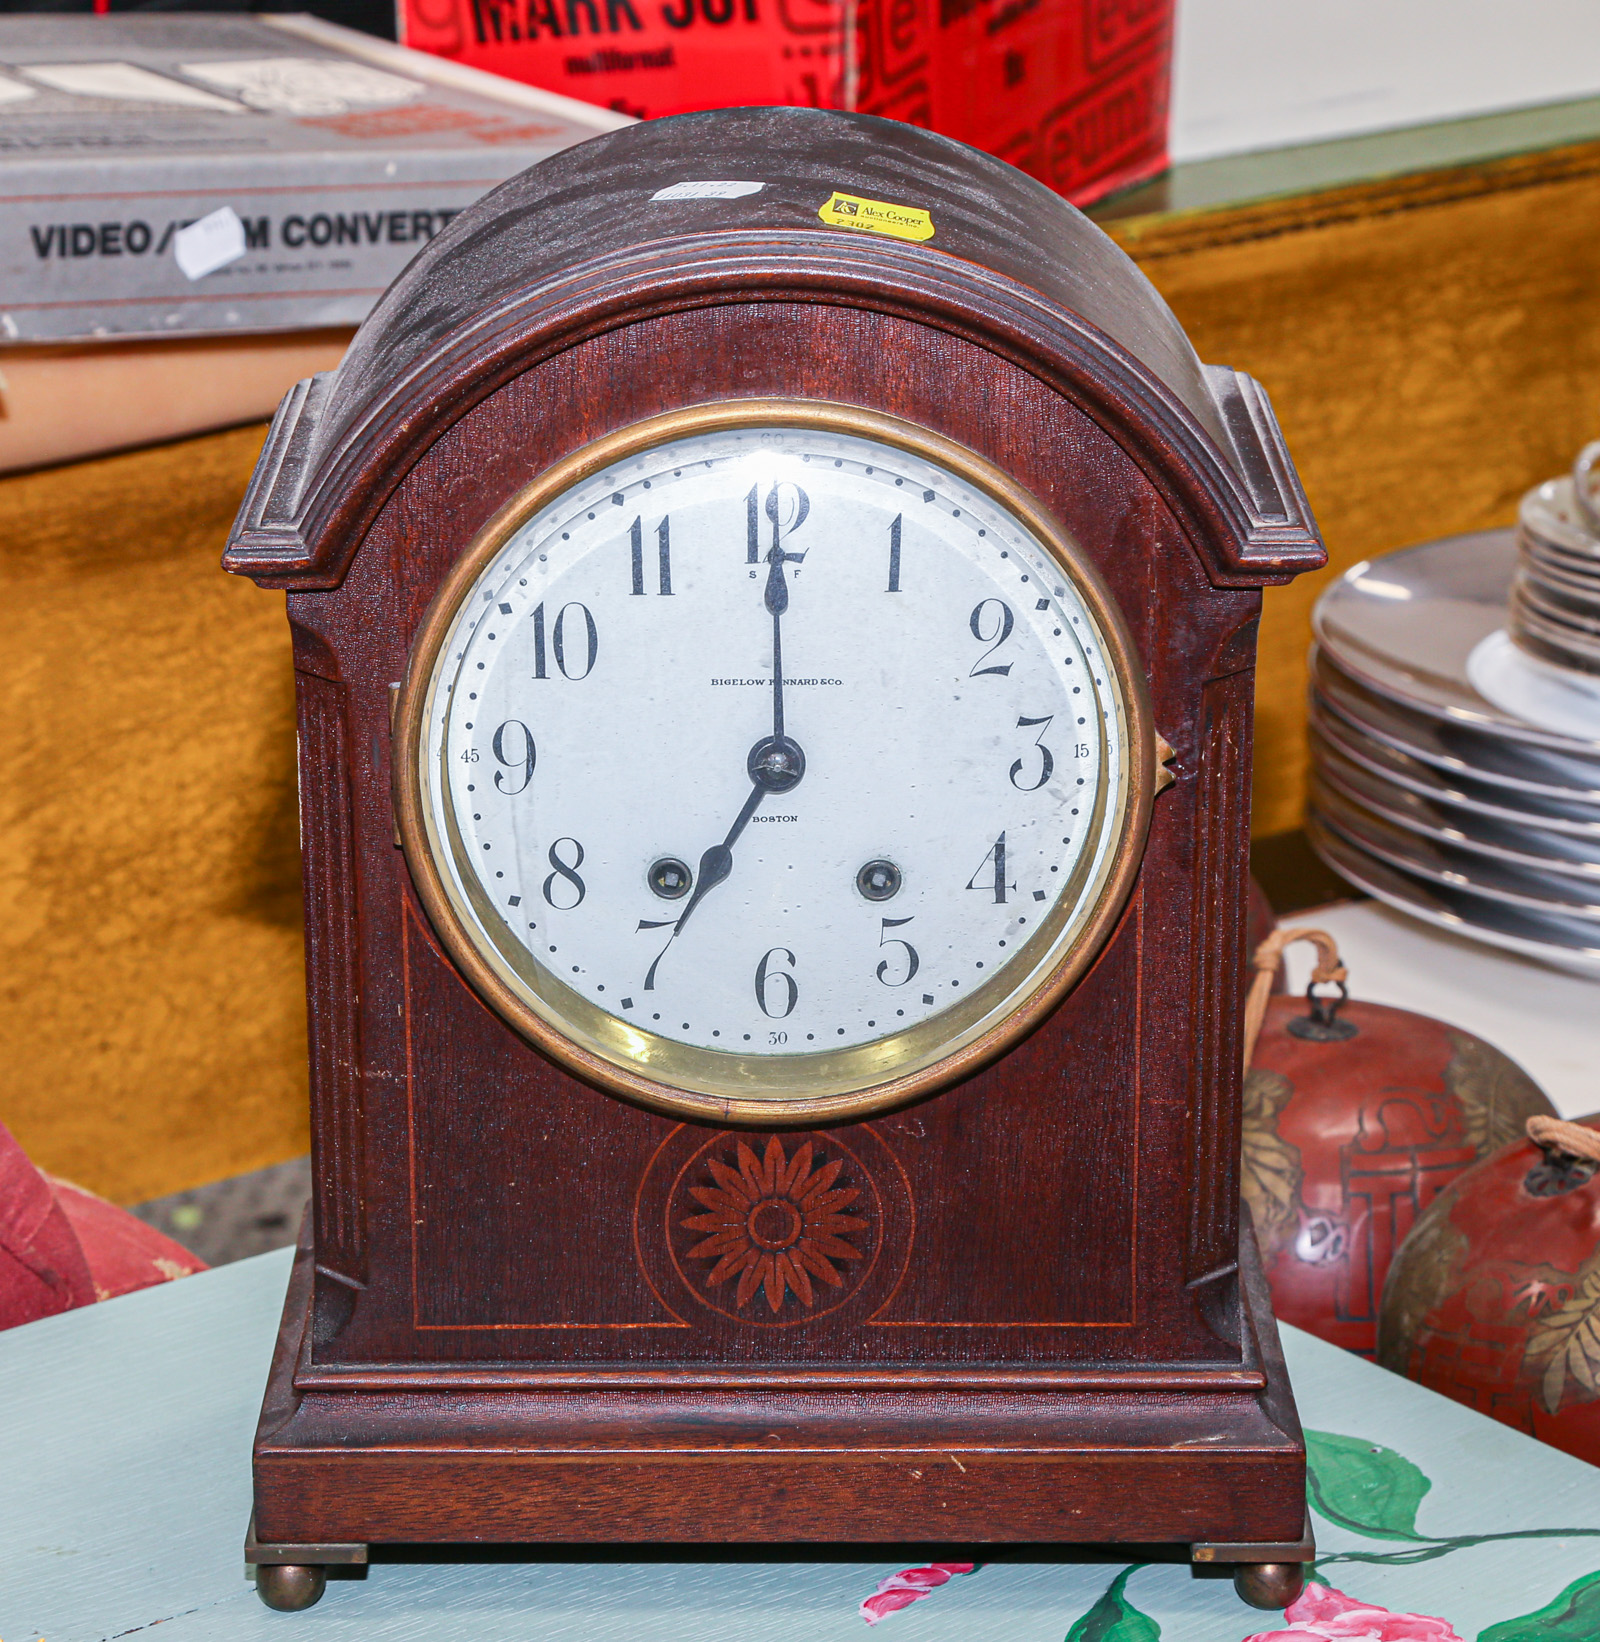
[1010,714,1055,791]
[531,602,598,681]
[969,599,1014,677]
[754,946,799,1019]
[875,917,919,987]
[490,720,535,795]
[541,837,587,909]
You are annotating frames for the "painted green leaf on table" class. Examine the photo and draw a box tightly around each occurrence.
[1478,1569,1600,1639]
[1064,1565,1159,1642]
[1306,1429,1430,1541]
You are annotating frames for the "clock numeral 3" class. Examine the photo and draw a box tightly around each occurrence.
[1010,714,1056,791]
[875,916,919,986]
[532,602,598,681]
[630,515,672,596]
[969,599,1014,677]
[542,837,587,909]
[966,832,1016,904]
[490,720,535,795]
[754,946,799,1019]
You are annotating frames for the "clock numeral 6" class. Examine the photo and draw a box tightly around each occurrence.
[541,837,587,909]
[969,599,1014,677]
[875,916,919,987]
[531,601,598,681]
[1010,714,1055,791]
[754,946,799,1019]
[490,720,535,795]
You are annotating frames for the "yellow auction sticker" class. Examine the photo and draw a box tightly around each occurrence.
[817,190,935,242]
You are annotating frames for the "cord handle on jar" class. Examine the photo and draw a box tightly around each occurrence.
[1242,927,1348,1072]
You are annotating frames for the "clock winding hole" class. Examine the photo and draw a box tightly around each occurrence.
[857,860,903,901]
[648,857,693,899]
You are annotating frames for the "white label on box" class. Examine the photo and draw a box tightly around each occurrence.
[21,62,245,113]
[173,207,248,281]
[179,58,424,117]
[650,181,765,202]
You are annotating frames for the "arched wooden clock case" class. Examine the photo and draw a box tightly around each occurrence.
[224,107,1325,1611]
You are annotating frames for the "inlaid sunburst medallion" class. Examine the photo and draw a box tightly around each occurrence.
[680,1136,869,1314]
[639,1126,908,1329]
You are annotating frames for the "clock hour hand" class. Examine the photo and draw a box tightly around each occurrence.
[673,724,807,933]
[642,731,809,995]
[672,779,766,937]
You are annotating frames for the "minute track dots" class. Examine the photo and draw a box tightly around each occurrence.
[422,421,1129,1078]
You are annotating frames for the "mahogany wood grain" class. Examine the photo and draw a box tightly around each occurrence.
[227,107,1323,1559]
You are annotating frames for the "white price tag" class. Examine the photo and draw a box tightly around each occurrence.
[650,181,765,202]
[173,206,247,281]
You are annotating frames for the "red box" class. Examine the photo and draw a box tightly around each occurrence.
[398,0,1171,205]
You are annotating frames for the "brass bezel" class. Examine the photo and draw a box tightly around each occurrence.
[394,400,1155,1125]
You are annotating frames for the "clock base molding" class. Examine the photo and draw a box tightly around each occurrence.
[250,1226,1309,1554]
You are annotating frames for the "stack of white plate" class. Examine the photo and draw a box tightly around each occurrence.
[1308,512,1600,979]
[1509,442,1600,678]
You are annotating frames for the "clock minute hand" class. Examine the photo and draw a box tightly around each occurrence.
[764,521,803,742]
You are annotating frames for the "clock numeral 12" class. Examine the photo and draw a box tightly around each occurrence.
[532,602,598,681]
[630,515,672,596]
[966,832,1017,904]
[747,482,811,565]
[886,513,902,593]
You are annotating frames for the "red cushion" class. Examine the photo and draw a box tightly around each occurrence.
[49,1176,206,1299]
[0,1119,205,1330]
[0,1120,97,1328]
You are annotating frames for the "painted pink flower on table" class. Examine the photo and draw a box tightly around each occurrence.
[859,1561,978,1625]
[1243,1582,1463,1642]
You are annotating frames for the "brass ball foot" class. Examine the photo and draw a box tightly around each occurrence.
[1234,1561,1305,1609]
[256,1563,328,1611]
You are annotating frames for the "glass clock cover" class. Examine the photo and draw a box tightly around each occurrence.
[401,405,1151,1118]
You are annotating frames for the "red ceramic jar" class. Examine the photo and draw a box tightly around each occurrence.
[1242,936,1552,1358]
[1378,1117,1600,1462]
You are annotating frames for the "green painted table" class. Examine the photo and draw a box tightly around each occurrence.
[4,1246,1599,1641]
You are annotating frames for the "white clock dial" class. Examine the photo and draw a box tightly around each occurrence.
[408,408,1148,1112]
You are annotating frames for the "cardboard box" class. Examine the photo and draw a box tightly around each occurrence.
[398,0,1172,205]
[0,14,628,344]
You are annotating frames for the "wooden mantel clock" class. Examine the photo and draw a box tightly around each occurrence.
[223,107,1324,1613]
